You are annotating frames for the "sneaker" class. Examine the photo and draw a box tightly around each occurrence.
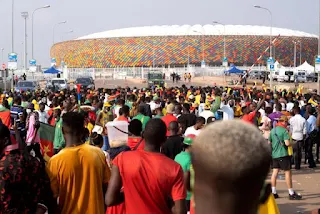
[289,192,302,200]
[273,193,279,199]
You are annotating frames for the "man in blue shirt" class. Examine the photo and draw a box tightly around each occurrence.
[305,105,317,168]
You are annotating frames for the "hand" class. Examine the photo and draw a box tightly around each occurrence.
[12,119,18,131]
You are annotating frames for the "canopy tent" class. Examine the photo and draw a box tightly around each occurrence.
[225,66,244,74]
[274,61,285,70]
[43,67,61,74]
[295,61,315,73]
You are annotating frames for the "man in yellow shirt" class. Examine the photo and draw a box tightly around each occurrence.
[46,112,110,214]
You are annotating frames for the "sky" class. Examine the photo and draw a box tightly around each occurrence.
[0,0,319,67]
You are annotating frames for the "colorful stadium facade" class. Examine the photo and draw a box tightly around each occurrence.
[50,25,318,68]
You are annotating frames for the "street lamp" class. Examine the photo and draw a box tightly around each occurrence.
[297,40,302,65]
[1,48,4,64]
[62,30,74,41]
[213,21,226,65]
[293,41,297,68]
[21,12,29,72]
[53,21,67,44]
[11,0,14,53]
[254,5,273,89]
[31,5,50,59]
[193,30,205,63]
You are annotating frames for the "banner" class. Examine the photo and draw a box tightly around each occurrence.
[38,122,55,161]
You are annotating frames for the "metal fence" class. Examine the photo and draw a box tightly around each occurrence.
[11,65,261,82]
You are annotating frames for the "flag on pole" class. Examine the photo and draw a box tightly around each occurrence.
[38,122,55,161]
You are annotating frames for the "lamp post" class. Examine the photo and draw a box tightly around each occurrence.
[21,12,29,73]
[1,48,3,64]
[11,0,14,53]
[53,21,67,44]
[293,41,297,68]
[213,21,226,65]
[193,30,205,63]
[298,40,302,65]
[31,5,50,59]
[254,5,273,89]
[62,30,74,41]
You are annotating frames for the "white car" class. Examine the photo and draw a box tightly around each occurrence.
[46,78,69,90]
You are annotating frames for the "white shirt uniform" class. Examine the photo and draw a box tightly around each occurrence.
[289,114,307,141]
[220,104,234,121]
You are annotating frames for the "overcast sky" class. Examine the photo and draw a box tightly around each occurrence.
[0,0,318,67]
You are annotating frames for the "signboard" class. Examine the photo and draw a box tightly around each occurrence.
[51,58,57,67]
[201,60,205,68]
[29,59,36,66]
[223,57,228,67]
[267,57,275,72]
[315,55,320,72]
[8,52,18,70]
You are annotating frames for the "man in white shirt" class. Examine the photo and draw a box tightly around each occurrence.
[286,98,294,112]
[220,100,234,121]
[184,117,205,136]
[38,103,49,124]
[289,106,307,170]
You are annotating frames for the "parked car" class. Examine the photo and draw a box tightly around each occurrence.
[307,73,318,82]
[295,72,307,83]
[14,81,40,92]
[277,70,294,82]
[46,78,69,91]
[74,77,95,90]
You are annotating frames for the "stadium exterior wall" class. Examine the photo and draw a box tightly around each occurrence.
[50,35,318,68]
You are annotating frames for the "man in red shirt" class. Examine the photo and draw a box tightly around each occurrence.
[162,104,177,136]
[242,98,265,125]
[106,119,186,214]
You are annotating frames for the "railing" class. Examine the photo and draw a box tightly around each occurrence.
[12,65,261,82]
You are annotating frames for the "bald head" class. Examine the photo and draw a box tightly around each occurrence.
[192,120,271,213]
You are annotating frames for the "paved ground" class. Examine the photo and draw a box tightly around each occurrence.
[268,166,320,213]
[95,76,319,92]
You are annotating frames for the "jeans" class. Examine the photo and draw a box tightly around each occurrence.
[292,140,303,169]
[102,136,110,151]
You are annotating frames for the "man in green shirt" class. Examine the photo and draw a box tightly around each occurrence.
[53,108,65,154]
[132,106,150,130]
[269,115,302,200]
[175,134,195,211]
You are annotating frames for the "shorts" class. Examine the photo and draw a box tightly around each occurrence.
[272,156,291,171]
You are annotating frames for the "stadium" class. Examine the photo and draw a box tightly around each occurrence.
[50,25,318,68]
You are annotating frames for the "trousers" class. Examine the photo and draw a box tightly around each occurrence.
[292,140,303,170]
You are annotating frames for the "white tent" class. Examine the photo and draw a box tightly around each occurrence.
[295,61,315,73]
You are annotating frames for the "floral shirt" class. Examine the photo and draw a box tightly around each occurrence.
[0,150,53,213]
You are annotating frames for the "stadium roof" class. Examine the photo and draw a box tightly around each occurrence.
[76,25,318,40]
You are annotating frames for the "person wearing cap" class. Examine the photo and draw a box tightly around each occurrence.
[161,103,177,136]
[96,102,113,151]
[174,134,195,212]
[269,115,302,200]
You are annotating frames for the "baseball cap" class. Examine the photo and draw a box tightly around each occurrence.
[279,115,288,122]
[183,134,196,145]
[166,104,175,114]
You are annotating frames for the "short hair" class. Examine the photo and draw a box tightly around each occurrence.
[196,117,206,125]
[120,105,130,115]
[168,121,179,132]
[293,106,300,114]
[206,116,215,124]
[90,132,103,146]
[129,119,142,136]
[143,119,167,146]
[192,120,271,194]
[62,112,85,136]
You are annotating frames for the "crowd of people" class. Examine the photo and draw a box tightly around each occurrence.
[0,82,320,214]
